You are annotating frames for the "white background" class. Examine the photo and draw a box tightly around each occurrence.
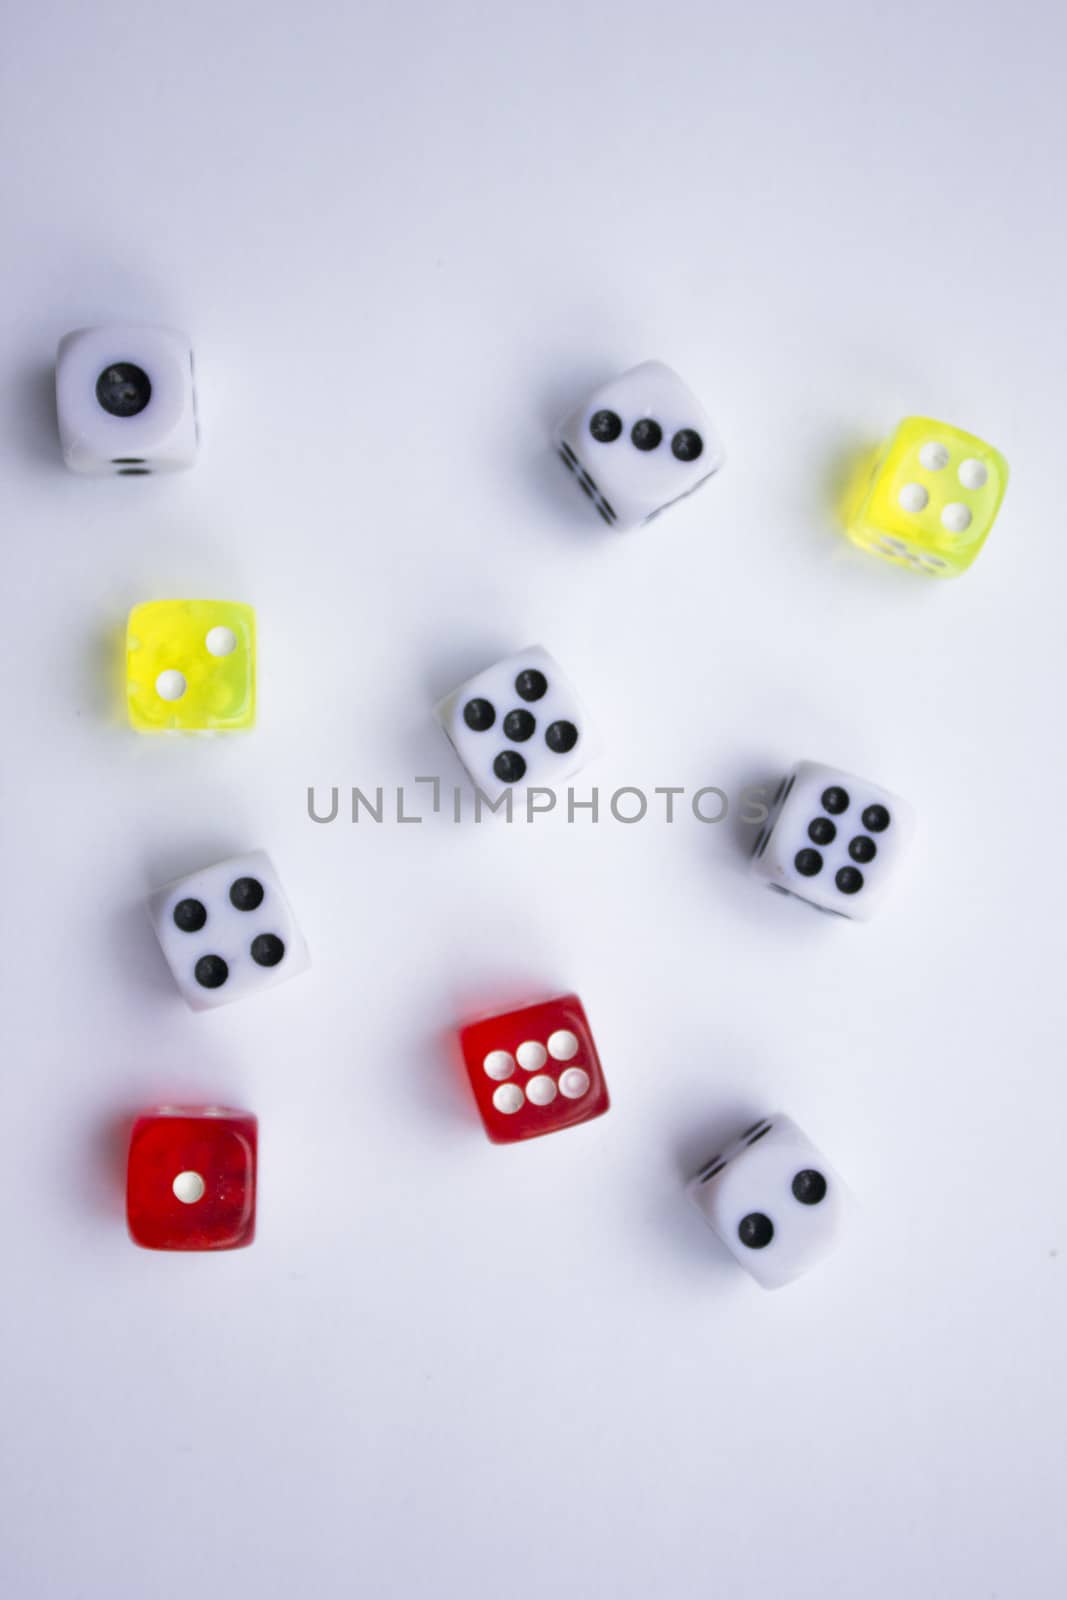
[1,2,1065,1596]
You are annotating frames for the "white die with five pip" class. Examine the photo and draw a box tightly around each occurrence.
[436,645,596,803]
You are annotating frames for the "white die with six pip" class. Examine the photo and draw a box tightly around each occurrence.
[148,849,309,1011]
[751,760,915,921]
[436,645,596,803]
[55,324,198,475]
[689,1115,851,1290]
[556,359,724,528]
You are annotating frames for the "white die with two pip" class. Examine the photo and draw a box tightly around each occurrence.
[690,1115,851,1289]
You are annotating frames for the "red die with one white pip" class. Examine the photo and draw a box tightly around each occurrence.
[126,1106,257,1251]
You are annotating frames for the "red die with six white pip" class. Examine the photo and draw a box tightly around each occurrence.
[126,1106,257,1251]
[459,994,610,1143]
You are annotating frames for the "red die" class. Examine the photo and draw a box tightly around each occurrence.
[459,994,609,1143]
[127,1107,257,1251]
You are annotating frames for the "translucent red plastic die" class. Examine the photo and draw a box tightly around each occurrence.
[127,1107,257,1250]
[459,994,609,1143]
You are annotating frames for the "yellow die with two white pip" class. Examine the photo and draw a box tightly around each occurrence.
[127,600,256,732]
[846,417,1008,577]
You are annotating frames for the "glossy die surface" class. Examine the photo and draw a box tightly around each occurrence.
[690,1115,849,1289]
[460,995,609,1143]
[127,600,256,733]
[437,646,594,802]
[847,416,1008,576]
[149,849,309,1011]
[751,760,914,921]
[556,360,723,528]
[127,1108,257,1251]
[56,325,198,475]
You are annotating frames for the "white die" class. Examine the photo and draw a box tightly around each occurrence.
[55,325,198,475]
[689,1115,851,1290]
[436,646,595,802]
[148,850,309,1011]
[556,360,724,528]
[751,760,915,921]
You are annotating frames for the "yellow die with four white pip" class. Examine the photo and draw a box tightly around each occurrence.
[126,600,256,733]
[846,417,1009,577]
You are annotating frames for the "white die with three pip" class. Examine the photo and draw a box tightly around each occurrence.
[556,359,724,528]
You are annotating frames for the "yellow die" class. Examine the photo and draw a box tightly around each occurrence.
[846,417,1008,577]
[127,600,256,732]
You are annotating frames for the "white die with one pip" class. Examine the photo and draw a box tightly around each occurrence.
[751,760,915,921]
[436,645,595,804]
[690,1115,851,1289]
[556,360,724,528]
[55,324,198,475]
[148,850,309,1011]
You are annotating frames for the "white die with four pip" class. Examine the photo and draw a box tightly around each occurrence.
[436,645,595,803]
[751,760,915,920]
[556,359,724,528]
[55,324,198,475]
[690,1115,851,1289]
[149,850,309,1012]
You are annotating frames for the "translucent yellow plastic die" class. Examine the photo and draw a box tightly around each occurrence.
[847,417,1008,577]
[127,600,256,732]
